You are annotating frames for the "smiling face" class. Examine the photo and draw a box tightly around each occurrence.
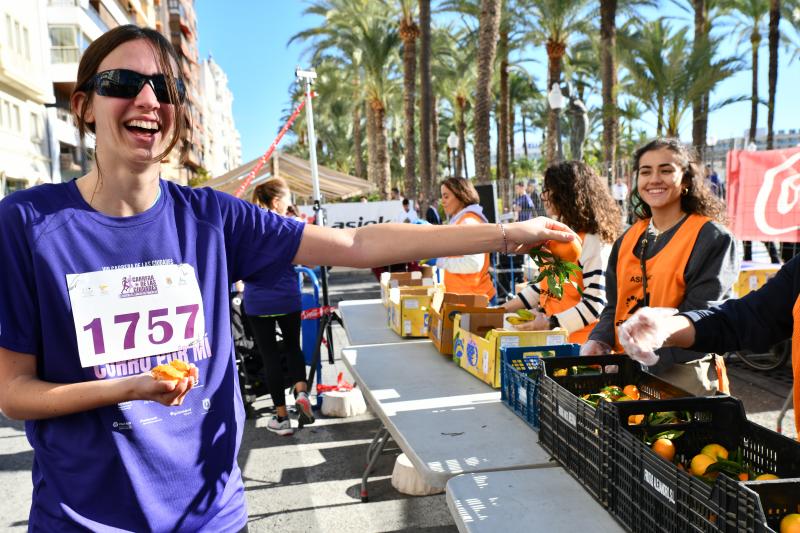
[636,147,687,215]
[440,184,465,217]
[80,39,176,170]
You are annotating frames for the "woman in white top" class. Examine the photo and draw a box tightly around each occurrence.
[504,161,622,343]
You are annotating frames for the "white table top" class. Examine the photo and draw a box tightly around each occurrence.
[446,470,625,533]
[341,341,556,490]
[339,299,429,346]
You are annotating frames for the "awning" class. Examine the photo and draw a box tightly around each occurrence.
[200,151,375,202]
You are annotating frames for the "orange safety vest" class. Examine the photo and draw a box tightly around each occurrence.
[443,212,496,300]
[613,214,710,352]
[791,296,800,440]
[540,232,594,344]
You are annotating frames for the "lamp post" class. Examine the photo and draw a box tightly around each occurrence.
[447,131,458,177]
[547,83,565,162]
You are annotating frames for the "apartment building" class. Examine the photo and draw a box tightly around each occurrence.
[0,0,54,197]
[200,54,241,177]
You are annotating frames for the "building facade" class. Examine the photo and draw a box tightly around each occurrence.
[0,0,55,197]
[200,54,241,178]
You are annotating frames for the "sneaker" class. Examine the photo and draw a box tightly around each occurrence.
[267,415,293,436]
[295,392,315,426]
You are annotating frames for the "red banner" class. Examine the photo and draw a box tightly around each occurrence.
[300,306,337,320]
[727,147,800,242]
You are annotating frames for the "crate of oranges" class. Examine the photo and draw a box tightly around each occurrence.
[537,354,690,508]
[604,396,800,532]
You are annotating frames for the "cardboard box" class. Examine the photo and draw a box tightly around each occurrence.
[452,311,568,388]
[428,291,494,355]
[379,267,439,307]
[733,262,780,298]
[388,286,435,337]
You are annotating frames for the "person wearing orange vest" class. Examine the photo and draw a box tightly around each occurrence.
[582,138,738,396]
[437,177,496,301]
[504,161,622,344]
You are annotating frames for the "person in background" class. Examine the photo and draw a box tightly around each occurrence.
[504,162,621,343]
[0,24,575,531]
[582,138,738,396]
[612,176,628,214]
[390,187,401,201]
[513,180,535,222]
[246,178,312,436]
[438,177,496,301]
[394,197,419,223]
[527,179,545,217]
[743,239,781,264]
[421,194,441,225]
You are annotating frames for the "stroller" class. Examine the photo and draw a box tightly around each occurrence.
[230,290,269,417]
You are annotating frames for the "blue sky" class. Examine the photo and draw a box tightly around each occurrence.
[196,1,800,165]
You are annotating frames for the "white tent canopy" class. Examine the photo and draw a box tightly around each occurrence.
[201,151,375,202]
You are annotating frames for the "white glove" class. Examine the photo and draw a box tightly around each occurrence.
[580,340,613,356]
[618,307,678,366]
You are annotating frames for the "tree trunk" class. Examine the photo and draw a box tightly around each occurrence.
[400,17,419,198]
[749,31,760,144]
[419,0,433,196]
[474,0,502,181]
[600,0,618,183]
[495,111,501,177]
[509,101,515,178]
[521,113,528,159]
[767,0,780,149]
[374,102,391,199]
[691,0,707,152]
[455,98,465,177]
[353,101,363,178]
[657,97,664,137]
[430,97,440,199]
[366,102,378,188]
[498,27,509,182]
[546,38,566,164]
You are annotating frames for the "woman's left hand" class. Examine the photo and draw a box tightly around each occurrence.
[511,311,550,331]
[506,217,577,253]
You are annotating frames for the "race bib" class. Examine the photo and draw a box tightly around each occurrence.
[67,264,206,368]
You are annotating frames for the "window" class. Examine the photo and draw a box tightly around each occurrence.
[5,15,11,49]
[0,99,4,128]
[49,25,85,63]
[23,27,30,60]
[14,21,21,54]
[13,104,21,132]
[2,101,9,129]
[30,112,41,140]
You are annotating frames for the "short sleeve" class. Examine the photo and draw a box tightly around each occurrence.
[0,197,41,354]
[215,192,306,287]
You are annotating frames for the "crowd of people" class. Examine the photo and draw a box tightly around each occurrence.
[0,22,796,532]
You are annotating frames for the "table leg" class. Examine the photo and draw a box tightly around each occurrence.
[361,425,391,503]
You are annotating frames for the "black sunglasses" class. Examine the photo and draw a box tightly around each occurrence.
[80,69,186,104]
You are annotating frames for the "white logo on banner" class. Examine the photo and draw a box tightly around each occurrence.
[754,151,800,235]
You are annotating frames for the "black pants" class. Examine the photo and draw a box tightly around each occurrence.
[247,311,306,408]
[743,241,781,263]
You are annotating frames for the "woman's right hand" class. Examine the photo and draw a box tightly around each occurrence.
[618,307,678,366]
[128,366,198,406]
[579,340,613,355]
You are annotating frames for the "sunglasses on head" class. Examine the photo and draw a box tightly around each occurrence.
[80,69,186,104]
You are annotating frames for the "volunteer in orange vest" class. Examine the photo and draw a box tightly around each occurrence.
[503,161,622,344]
[616,259,800,440]
[437,177,496,301]
[582,138,738,396]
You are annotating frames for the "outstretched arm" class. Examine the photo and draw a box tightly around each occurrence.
[292,216,576,268]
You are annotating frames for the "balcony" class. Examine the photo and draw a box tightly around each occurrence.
[51,46,81,64]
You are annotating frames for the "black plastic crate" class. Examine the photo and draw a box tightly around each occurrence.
[499,344,580,429]
[538,355,690,507]
[743,479,800,532]
[605,396,800,533]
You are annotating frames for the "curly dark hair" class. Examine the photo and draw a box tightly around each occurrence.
[542,161,622,243]
[630,138,726,224]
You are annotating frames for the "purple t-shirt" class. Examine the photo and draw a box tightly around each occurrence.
[0,179,304,532]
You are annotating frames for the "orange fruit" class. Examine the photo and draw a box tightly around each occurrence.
[755,473,779,480]
[628,414,645,425]
[690,454,716,476]
[781,514,800,533]
[623,384,641,400]
[545,237,583,264]
[701,443,728,460]
[652,438,676,462]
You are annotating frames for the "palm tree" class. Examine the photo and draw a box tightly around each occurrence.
[726,0,770,144]
[419,0,434,196]
[767,0,780,149]
[600,0,618,179]
[473,0,502,180]
[399,0,420,197]
[523,0,593,164]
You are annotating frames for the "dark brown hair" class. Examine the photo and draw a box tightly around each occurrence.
[542,161,622,243]
[252,178,290,210]
[71,24,188,163]
[440,177,480,207]
[630,138,726,223]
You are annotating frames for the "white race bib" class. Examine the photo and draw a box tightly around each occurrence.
[67,264,206,368]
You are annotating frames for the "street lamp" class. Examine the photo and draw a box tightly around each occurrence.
[447,131,458,177]
[547,83,565,162]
